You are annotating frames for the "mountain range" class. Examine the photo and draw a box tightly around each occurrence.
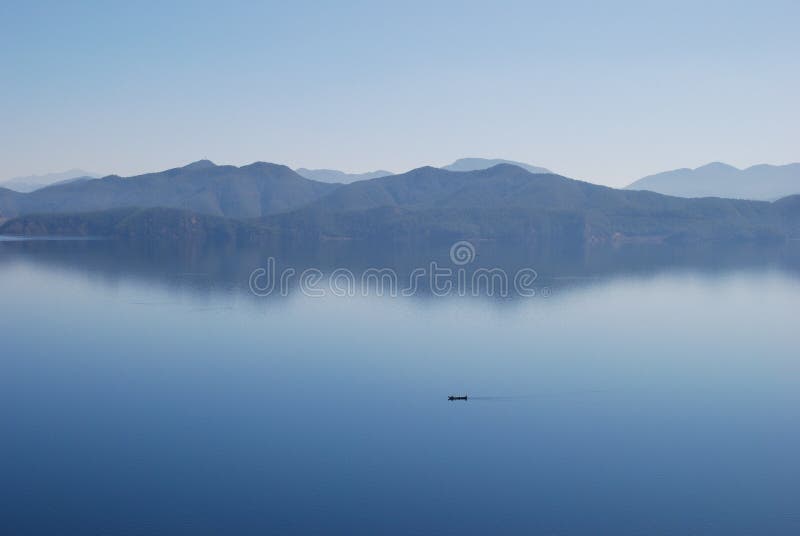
[6,158,799,201]
[2,160,799,246]
[626,162,800,201]
[293,158,800,201]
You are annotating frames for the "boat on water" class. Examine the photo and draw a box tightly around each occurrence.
[448,395,468,401]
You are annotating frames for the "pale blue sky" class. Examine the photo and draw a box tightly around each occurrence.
[1,0,798,186]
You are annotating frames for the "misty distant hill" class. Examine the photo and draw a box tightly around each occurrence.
[0,160,339,220]
[626,162,800,200]
[295,168,393,183]
[0,169,100,193]
[442,158,550,174]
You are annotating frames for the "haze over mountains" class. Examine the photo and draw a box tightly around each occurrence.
[441,158,551,174]
[294,168,393,183]
[626,162,800,201]
[2,159,799,245]
[0,169,100,193]
[293,158,551,183]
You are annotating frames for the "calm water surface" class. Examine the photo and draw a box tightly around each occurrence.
[2,241,799,535]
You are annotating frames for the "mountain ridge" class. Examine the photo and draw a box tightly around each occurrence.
[627,162,800,200]
[0,161,340,220]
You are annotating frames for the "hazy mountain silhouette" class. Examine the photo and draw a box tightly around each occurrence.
[295,158,551,182]
[442,158,550,174]
[0,160,339,220]
[626,162,800,200]
[1,169,100,193]
[295,168,393,183]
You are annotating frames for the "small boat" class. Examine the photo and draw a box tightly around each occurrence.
[448,395,468,401]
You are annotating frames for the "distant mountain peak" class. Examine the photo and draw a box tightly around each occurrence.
[409,165,440,174]
[696,162,738,172]
[182,159,216,170]
[482,163,535,173]
[442,158,551,174]
[242,161,294,173]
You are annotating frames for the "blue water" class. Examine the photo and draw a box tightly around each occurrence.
[2,242,800,534]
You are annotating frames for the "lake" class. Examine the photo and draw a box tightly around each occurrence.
[2,239,800,535]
